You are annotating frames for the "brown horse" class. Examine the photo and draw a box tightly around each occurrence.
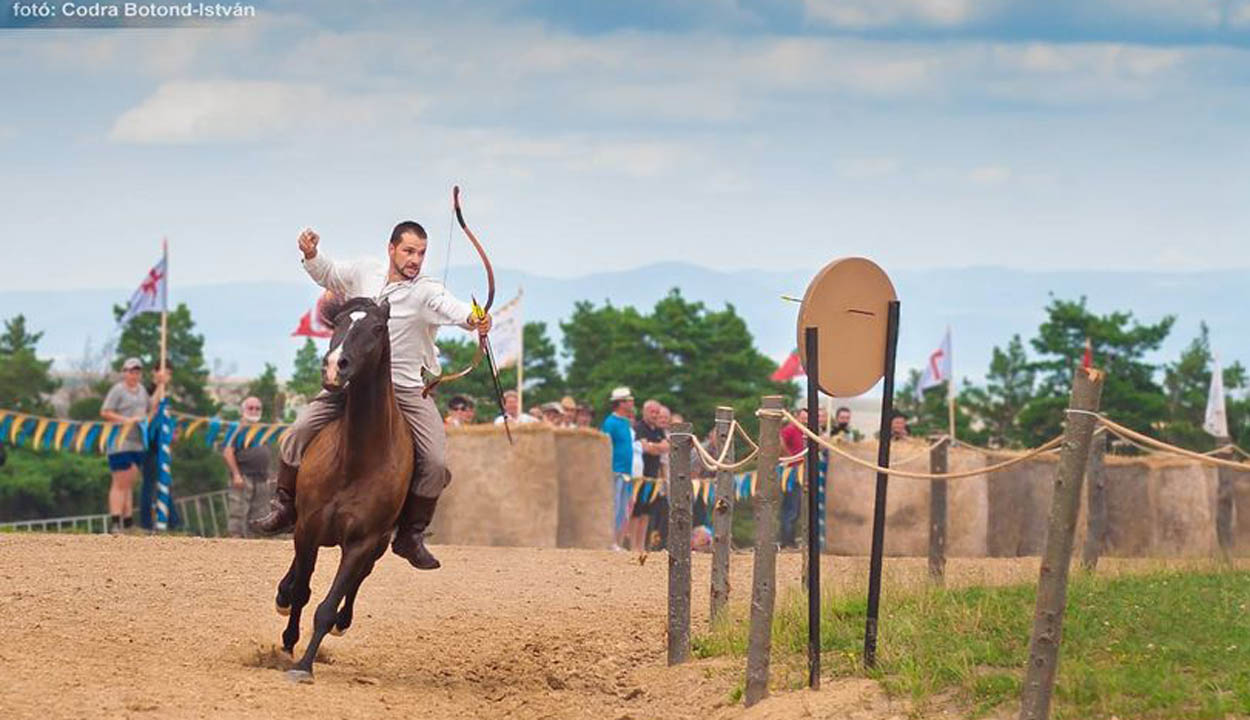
[273,296,414,682]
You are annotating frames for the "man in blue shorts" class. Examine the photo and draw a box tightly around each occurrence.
[600,386,636,550]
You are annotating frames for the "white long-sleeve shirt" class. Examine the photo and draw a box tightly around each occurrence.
[303,251,473,389]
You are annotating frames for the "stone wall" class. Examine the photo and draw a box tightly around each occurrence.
[428,425,1249,558]
[430,423,612,549]
[827,440,1249,558]
[825,438,988,557]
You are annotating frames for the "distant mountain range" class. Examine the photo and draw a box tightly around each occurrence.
[3,263,1247,394]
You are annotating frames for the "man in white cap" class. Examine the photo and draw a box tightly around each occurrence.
[600,386,636,549]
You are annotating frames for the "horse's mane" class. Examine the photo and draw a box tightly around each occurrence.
[317,294,378,330]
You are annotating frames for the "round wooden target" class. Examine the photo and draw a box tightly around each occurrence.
[796,257,897,397]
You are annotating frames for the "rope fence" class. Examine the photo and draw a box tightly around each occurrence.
[682,406,1250,484]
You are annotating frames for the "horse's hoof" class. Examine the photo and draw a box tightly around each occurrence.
[276,601,290,617]
[330,626,345,637]
[285,669,313,684]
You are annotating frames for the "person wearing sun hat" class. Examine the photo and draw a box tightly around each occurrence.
[600,386,636,550]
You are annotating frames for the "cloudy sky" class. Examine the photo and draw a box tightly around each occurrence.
[3,0,1249,292]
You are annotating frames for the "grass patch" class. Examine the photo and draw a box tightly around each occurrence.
[693,568,1250,718]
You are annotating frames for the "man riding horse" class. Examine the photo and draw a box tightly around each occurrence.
[252,221,492,570]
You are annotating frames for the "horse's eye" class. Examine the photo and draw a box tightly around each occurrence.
[373,324,385,335]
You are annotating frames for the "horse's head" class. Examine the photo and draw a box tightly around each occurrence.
[321,297,391,391]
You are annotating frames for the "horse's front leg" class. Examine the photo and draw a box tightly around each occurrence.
[281,538,318,657]
[333,535,389,636]
[275,555,298,616]
[289,541,372,680]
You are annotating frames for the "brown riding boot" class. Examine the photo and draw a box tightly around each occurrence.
[250,461,298,535]
[392,496,441,570]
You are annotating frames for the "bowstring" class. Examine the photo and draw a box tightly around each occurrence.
[442,191,454,284]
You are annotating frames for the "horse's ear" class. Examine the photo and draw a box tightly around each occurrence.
[380,299,391,319]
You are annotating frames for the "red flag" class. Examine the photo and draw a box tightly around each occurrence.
[771,349,803,381]
[291,292,335,338]
[1082,337,1093,369]
[291,310,332,338]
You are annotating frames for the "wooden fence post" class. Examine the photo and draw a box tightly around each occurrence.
[928,437,948,584]
[668,422,693,665]
[744,396,784,707]
[1080,428,1108,571]
[710,407,735,625]
[1216,437,1235,562]
[1019,368,1105,720]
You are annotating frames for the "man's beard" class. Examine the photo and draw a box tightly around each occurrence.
[393,260,419,279]
[243,412,262,423]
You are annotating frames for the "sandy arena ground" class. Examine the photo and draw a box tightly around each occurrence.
[0,535,1219,719]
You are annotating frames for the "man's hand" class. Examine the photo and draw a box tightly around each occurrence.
[468,311,493,337]
[298,228,320,260]
[232,473,245,489]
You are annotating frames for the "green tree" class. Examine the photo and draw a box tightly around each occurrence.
[961,335,1036,448]
[895,369,980,442]
[289,338,323,401]
[562,289,792,436]
[432,321,564,422]
[1160,322,1247,450]
[1018,296,1173,446]
[113,303,216,415]
[113,303,225,496]
[245,363,281,422]
[0,314,60,415]
[0,447,112,520]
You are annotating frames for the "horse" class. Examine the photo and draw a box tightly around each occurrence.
[273,296,414,682]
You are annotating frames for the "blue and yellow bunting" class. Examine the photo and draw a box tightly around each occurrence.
[0,408,291,455]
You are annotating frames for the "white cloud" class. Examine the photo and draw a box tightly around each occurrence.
[452,131,694,179]
[1231,1,1250,27]
[109,81,422,144]
[1093,0,1223,30]
[839,157,902,178]
[969,165,1011,185]
[802,0,988,29]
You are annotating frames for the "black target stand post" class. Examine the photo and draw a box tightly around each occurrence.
[863,299,901,669]
[804,326,822,689]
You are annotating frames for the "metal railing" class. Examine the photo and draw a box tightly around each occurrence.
[0,489,234,537]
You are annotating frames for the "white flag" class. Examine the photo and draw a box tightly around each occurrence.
[916,327,953,401]
[1204,353,1229,438]
[488,291,523,369]
[118,256,167,326]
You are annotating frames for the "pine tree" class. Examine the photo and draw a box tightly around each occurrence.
[1160,322,1247,450]
[245,363,281,422]
[0,314,60,415]
[961,335,1036,447]
[113,303,216,415]
[1018,295,1173,446]
[289,338,323,401]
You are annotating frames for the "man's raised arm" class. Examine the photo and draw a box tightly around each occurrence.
[297,228,356,296]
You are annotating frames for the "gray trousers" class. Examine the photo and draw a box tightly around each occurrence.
[228,472,272,538]
[279,386,450,499]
